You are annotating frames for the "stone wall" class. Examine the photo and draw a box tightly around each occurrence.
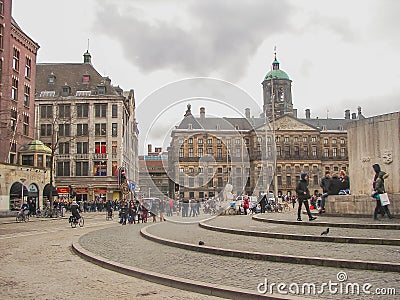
[347,112,400,196]
[326,194,399,217]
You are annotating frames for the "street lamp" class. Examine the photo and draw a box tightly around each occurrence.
[20,178,26,206]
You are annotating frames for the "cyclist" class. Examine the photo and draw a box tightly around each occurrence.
[70,201,82,224]
[18,200,30,221]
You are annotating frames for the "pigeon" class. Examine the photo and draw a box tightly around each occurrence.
[199,241,205,245]
[321,228,330,236]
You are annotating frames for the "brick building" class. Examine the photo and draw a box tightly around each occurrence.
[0,0,39,163]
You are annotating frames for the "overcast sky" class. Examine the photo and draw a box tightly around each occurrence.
[13,0,400,150]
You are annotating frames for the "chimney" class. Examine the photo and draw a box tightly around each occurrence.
[245,108,250,118]
[305,109,311,119]
[351,113,357,119]
[293,109,298,118]
[345,109,350,119]
[357,106,362,116]
[147,144,152,154]
[200,107,205,119]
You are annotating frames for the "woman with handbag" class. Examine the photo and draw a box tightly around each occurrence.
[372,164,393,220]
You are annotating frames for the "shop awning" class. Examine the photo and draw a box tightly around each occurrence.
[43,183,59,198]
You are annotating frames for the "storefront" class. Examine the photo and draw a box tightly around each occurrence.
[57,186,70,203]
[75,188,88,202]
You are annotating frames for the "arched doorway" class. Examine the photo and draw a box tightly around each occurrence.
[28,183,39,214]
[9,182,29,211]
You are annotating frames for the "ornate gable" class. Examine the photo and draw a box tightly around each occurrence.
[273,115,318,131]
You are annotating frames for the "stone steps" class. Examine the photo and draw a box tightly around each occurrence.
[76,212,400,299]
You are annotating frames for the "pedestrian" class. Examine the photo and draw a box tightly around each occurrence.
[295,173,317,222]
[319,171,331,214]
[372,164,393,220]
[119,204,127,225]
[159,199,165,221]
[258,194,267,213]
[243,195,250,215]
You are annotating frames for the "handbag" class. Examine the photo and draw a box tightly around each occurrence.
[379,193,390,206]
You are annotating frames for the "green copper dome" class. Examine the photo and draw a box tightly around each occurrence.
[265,69,290,80]
[19,140,51,153]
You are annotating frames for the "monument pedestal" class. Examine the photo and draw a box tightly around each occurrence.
[325,194,399,217]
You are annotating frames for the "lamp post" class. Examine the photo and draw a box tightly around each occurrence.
[20,178,26,206]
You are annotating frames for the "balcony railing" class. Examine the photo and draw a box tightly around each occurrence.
[93,153,108,160]
[75,153,90,159]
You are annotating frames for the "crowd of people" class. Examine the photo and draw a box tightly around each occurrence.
[16,164,393,224]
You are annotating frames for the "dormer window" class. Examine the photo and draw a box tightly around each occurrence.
[82,74,90,83]
[98,85,106,95]
[62,85,71,97]
[48,73,56,84]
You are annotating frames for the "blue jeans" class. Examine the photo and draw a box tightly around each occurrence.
[320,193,328,209]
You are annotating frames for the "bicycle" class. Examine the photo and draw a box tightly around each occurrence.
[69,215,84,228]
[16,210,29,223]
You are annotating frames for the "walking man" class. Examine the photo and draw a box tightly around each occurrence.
[296,173,317,222]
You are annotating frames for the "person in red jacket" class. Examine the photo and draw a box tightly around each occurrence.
[243,195,250,215]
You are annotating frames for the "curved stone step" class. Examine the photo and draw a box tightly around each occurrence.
[72,242,293,300]
[199,221,400,246]
[77,223,399,299]
[253,215,400,230]
[141,224,400,272]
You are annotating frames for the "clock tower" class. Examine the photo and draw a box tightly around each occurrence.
[262,50,293,121]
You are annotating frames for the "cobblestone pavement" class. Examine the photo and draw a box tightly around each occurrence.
[79,213,399,300]
[0,213,221,300]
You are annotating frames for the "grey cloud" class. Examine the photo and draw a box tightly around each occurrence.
[93,0,294,81]
[305,13,357,42]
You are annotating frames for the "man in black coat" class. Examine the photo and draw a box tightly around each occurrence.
[258,194,267,213]
[295,173,317,222]
[328,174,342,195]
[319,171,331,214]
